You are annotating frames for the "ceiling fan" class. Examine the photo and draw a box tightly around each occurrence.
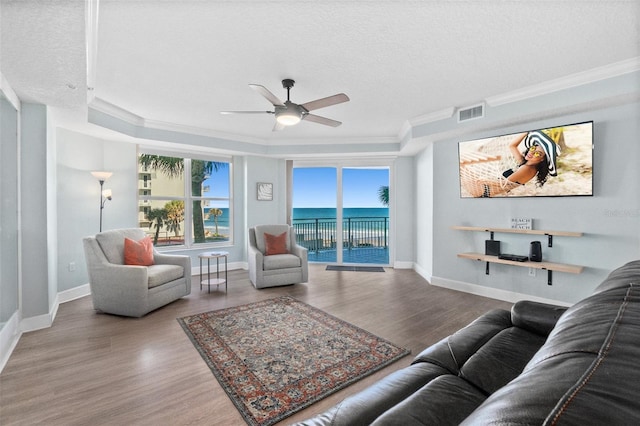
[221,79,349,131]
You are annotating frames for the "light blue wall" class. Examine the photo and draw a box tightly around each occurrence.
[417,99,640,304]
[392,156,415,266]
[56,128,138,292]
[54,130,285,287]
[245,155,286,228]
[20,103,51,318]
[0,95,19,324]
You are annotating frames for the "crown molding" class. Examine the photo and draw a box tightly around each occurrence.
[142,118,267,145]
[1,72,21,111]
[486,57,640,107]
[88,97,399,148]
[397,120,412,142]
[89,97,145,126]
[269,135,398,146]
[409,107,456,127]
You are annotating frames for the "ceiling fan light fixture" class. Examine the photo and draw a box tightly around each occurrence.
[276,110,302,126]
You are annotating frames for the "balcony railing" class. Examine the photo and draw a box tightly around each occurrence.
[292,217,388,253]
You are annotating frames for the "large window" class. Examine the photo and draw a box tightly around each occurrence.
[137,152,232,248]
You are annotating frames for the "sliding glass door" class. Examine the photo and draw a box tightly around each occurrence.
[342,167,389,265]
[292,165,390,265]
[292,167,338,263]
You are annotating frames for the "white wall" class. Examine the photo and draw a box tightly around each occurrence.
[414,144,434,278]
[416,100,640,305]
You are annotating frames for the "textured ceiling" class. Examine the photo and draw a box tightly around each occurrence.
[1,0,639,147]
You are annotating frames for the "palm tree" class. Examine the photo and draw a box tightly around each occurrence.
[207,208,223,236]
[139,155,227,243]
[378,185,389,206]
[147,208,167,245]
[164,200,184,238]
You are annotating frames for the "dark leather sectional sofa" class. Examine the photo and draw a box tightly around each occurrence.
[297,260,640,425]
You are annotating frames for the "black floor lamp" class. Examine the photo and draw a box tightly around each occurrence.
[91,171,113,232]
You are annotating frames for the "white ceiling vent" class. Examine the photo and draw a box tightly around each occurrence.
[457,103,485,122]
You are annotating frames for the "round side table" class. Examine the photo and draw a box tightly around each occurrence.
[198,251,228,293]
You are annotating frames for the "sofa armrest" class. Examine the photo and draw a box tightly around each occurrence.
[510,301,567,336]
[290,243,308,259]
[154,252,189,268]
[248,244,264,283]
[153,252,192,290]
[89,261,149,298]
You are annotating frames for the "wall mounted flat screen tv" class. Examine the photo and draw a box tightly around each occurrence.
[458,121,593,198]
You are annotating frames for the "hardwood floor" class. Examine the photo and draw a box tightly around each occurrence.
[0,264,512,425]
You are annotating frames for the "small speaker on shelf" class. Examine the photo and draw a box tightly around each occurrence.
[485,240,501,256]
[529,241,542,262]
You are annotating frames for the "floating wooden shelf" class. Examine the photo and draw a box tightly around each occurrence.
[453,225,584,285]
[452,225,582,237]
[457,253,584,274]
[452,225,582,247]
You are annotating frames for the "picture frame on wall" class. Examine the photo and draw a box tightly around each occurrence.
[257,182,273,201]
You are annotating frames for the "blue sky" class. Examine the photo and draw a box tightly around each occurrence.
[293,167,389,208]
[202,164,230,202]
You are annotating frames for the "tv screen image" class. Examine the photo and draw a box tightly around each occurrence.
[458,121,593,198]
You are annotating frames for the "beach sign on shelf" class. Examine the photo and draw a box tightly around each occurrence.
[511,218,532,230]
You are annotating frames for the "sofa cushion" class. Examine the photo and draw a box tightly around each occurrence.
[124,236,155,266]
[371,375,487,426]
[459,327,547,395]
[412,309,513,374]
[147,264,184,288]
[96,228,147,264]
[264,231,288,255]
[263,253,301,271]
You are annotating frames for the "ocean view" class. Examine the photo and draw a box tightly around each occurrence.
[293,207,389,220]
[203,207,390,230]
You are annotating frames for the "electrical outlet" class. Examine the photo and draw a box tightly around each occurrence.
[69,261,76,272]
[528,268,536,277]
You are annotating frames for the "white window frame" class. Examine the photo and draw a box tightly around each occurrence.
[137,148,234,250]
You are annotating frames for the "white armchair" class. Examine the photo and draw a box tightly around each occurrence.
[83,228,191,317]
[248,224,308,289]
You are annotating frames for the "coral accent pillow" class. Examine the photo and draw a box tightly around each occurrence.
[264,232,288,255]
[124,236,155,266]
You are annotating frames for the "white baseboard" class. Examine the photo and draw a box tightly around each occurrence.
[430,275,571,307]
[0,311,21,373]
[393,261,414,269]
[58,283,91,303]
[20,309,56,333]
[20,284,92,334]
[413,263,432,283]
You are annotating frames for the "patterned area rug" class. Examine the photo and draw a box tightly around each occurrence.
[178,296,410,426]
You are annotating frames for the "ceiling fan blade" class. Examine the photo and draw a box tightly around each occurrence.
[272,121,286,132]
[249,84,285,107]
[303,113,342,127]
[301,93,349,112]
[220,110,273,114]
